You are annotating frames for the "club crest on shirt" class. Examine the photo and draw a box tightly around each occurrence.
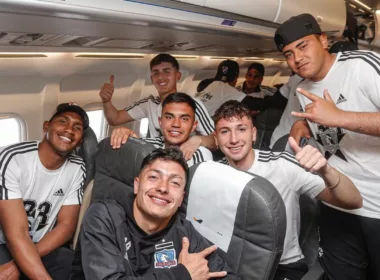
[154,248,177,268]
[315,125,347,162]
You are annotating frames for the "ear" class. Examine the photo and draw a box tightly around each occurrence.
[158,116,162,128]
[259,76,263,84]
[133,177,140,195]
[43,121,49,133]
[252,125,257,143]
[176,71,182,82]
[213,131,219,148]
[191,120,198,134]
[319,33,329,49]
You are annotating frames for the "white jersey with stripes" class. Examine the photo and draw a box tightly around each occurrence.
[195,81,246,116]
[125,95,215,138]
[219,149,325,265]
[142,137,213,167]
[0,141,85,243]
[297,51,380,219]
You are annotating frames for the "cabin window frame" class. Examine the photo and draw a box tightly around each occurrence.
[0,113,27,146]
[83,103,108,142]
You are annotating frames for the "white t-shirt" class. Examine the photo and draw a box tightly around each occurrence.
[195,81,246,116]
[297,51,380,219]
[142,137,213,167]
[270,75,304,148]
[220,150,325,264]
[126,95,214,138]
[0,141,85,243]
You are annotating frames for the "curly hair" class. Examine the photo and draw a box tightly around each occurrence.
[213,100,252,125]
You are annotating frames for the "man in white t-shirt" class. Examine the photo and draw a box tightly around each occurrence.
[275,13,380,279]
[100,53,215,160]
[142,92,213,167]
[236,62,277,98]
[0,103,88,280]
[213,100,362,280]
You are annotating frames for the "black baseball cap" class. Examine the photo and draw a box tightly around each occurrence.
[215,60,240,82]
[274,14,322,52]
[50,103,89,129]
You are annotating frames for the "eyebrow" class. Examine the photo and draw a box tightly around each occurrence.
[57,115,84,127]
[283,40,308,55]
[152,67,172,72]
[148,168,184,181]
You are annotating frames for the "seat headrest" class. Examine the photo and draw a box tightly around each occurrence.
[181,161,287,280]
[91,137,156,202]
[75,127,98,187]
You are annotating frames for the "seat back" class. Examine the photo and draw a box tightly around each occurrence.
[75,127,98,188]
[271,134,289,152]
[91,137,156,203]
[298,195,320,268]
[254,108,284,151]
[72,180,94,250]
[181,162,287,280]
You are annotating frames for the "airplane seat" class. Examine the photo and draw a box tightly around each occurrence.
[90,137,156,203]
[75,127,98,188]
[271,134,289,152]
[72,179,94,250]
[180,162,287,280]
[254,108,284,151]
[298,194,320,268]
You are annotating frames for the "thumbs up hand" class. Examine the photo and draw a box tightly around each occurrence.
[99,75,115,103]
[288,136,328,175]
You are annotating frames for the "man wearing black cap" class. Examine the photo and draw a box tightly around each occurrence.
[275,13,380,280]
[236,62,277,98]
[0,103,88,280]
[196,60,287,117]
[196,60,246,116]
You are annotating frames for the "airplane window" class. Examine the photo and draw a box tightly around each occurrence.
[86,110,107,141]
[0,117,23,146]
[140,118,149,138]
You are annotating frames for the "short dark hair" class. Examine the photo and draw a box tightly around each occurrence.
[140,147,189,181]
[150,53,179,71]
[247,63,265,76]
[214,100,252,125]
[162,92,196,113]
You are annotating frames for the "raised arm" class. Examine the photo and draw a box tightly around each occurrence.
[100,75,135,126]
[289,137,362,209]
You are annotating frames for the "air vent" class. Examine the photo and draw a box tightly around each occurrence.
[11,33,44,45]
[63,36,108,47]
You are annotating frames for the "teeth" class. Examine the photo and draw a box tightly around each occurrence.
[170,131,180,135]
[152,197,167,203]
[59,136,72,143]
[230,147,241,151]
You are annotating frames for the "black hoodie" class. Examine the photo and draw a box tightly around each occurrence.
[76,194,239,280]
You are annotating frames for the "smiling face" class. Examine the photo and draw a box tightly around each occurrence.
[43,111,84,155]
[282,34,328,81]
[133,159,186,222]
[150,62,181,98]
[215,116,256,170]
[159,102,197,146]
[245,68,263,89]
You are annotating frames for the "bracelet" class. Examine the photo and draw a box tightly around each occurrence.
[327,169,340,189]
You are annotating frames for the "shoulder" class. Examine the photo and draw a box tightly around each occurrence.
[337,50,380,74]
[261,85,277,95]
[142,137,164,148]
[257,150,300,167]
[0,141,38,163]
[85,200,126,226]
[192,147,213,163]
[67,154,86,172]
[125,95,160,110]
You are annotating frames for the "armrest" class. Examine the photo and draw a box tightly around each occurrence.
[301,261,325,280]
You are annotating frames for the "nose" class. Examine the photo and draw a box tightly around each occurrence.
[294,49,303,64]
[63,124,74,135]
[156,179,169,194]
[230,131,239,144]
[171,117,180,128]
